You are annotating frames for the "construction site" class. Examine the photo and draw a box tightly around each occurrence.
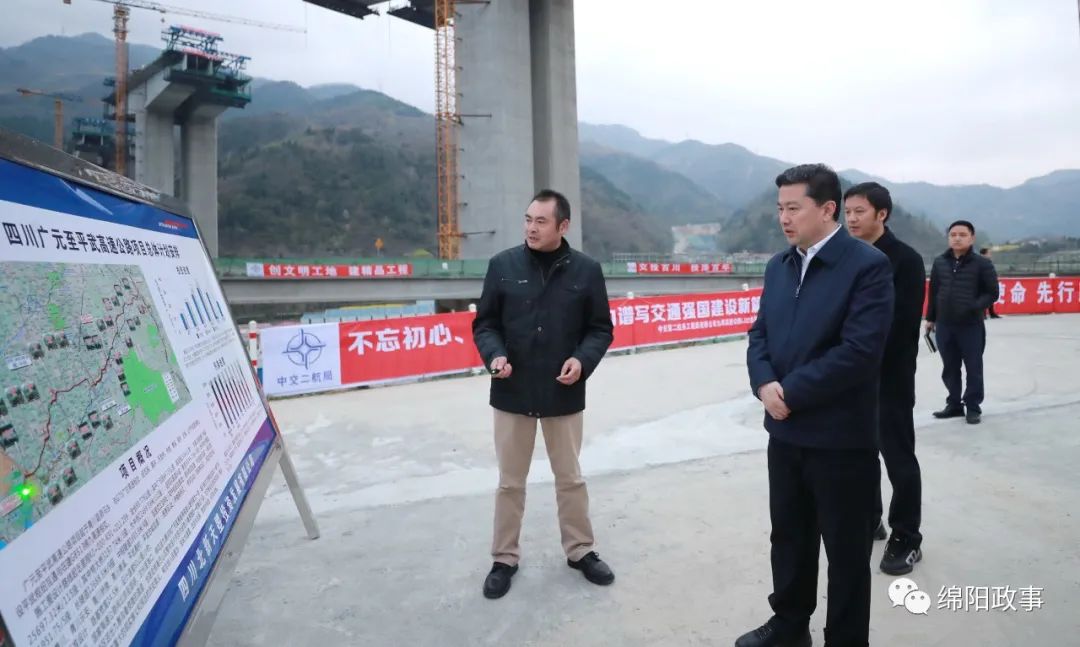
[2,2,1079,646]
[16,0,579,265]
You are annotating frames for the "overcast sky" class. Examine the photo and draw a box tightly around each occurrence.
[4,0,1079,187]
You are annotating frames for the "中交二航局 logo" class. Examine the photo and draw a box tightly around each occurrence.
[284,329,326,369]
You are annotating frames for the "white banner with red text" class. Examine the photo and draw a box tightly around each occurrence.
[258,288,764,397]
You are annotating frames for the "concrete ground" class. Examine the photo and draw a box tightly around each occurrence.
[207,314,1080,646]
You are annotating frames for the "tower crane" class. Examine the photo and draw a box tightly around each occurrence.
[303,0,489,259]
[63,0,305,175]
[15,88,84,149]
[434,0,459,259]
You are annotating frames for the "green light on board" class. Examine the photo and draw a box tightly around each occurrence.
[17,484,35,500]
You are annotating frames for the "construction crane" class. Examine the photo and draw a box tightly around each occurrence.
[15,88,83,149]
[434,0,459,259]
[64,0,305,176]
[305,0,490,259]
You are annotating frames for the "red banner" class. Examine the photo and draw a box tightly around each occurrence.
[249,262,413,279]
[990,277,1080,315]
[922,276,1080,316]
[608,289,762,349]
[259,278,1080,396]
[626,261,733,275]
[338,311,482,385]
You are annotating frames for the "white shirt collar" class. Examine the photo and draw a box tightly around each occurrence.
[796,223,842,281]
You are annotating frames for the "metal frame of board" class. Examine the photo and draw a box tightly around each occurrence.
[0,128,320,647]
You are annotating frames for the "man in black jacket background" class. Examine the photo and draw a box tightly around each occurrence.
[739,165,893,647]
[844,182,926,576]
[925,221,999,425]
[472,189,615,600]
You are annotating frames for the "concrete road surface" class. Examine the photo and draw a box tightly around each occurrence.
[207,313,1080,646]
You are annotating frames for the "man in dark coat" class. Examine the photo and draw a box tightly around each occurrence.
[844,182,926,576]
[925,221,999,425]
[738,164,894,647]
[472,189,615,600]
[979,248,1002,319]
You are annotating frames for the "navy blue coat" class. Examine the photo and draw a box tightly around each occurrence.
[747,226,895,449]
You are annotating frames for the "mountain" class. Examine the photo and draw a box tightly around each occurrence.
[5,33,1075,257]
[308,83,365,101]
[215,108,673,257]
[218,124,437,257]
[580,124,790,210]
[226,81,369,119]
[212,85,673,256]
[578,123,671,158]
[581,124,1080,241]
[0,33,159,90]
[721,179,946,256]
[0,33,160,140]
[579,143,729,225]
[578,126,942,252]
[838,167,1080,240]
[649,140,790,210]
[579,166,674,258]
[0,34,680,257]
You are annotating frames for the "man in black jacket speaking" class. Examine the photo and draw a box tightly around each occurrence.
[739,165,893,647]
[925,221,999,425]
[472,189,615,600]
[844,182,927,576]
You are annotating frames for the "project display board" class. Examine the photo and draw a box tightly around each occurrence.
[0,149,278,646]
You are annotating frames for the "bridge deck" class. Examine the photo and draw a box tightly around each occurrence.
[207,314,1080,645]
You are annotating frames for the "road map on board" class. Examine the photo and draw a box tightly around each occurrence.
[0,262,191,547]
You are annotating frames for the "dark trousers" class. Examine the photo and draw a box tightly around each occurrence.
[935,321,986,412]
[767,437,878,647]
[872,397,922,548]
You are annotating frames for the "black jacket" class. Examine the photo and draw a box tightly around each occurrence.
[874,228,927,407]
[747,226,894,449]
[926,248,999,325]
[472,240,614,418]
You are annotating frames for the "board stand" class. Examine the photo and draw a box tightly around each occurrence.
[0,129,321,647]
[176,434,318,647]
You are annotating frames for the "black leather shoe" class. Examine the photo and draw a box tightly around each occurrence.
[873,520,887,541]
[482,562,518,599]
[933,406,965,419]
[734,621,811,647]
[966,411,981,424]
[568,551,615,585]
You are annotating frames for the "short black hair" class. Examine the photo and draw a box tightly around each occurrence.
[979,247,990,255]
[843,182,893,222]
[775,164,842,221]
[948,220,975,235]
[532,189,571,224]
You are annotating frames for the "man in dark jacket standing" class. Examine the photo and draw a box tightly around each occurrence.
[472,189,615,600]
[925,221,999,425]
[738,165,893,647]
[844,182,926,576]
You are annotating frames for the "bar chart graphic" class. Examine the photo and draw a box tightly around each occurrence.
[156,277,228,339]
[179,284,226,333]
[205,361,259,432]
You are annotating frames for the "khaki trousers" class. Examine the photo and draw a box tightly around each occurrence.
[491,408,595,566]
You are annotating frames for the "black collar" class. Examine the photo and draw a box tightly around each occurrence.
[527,237,570,257]
[941,247,974,262]
[873,227,897,251]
